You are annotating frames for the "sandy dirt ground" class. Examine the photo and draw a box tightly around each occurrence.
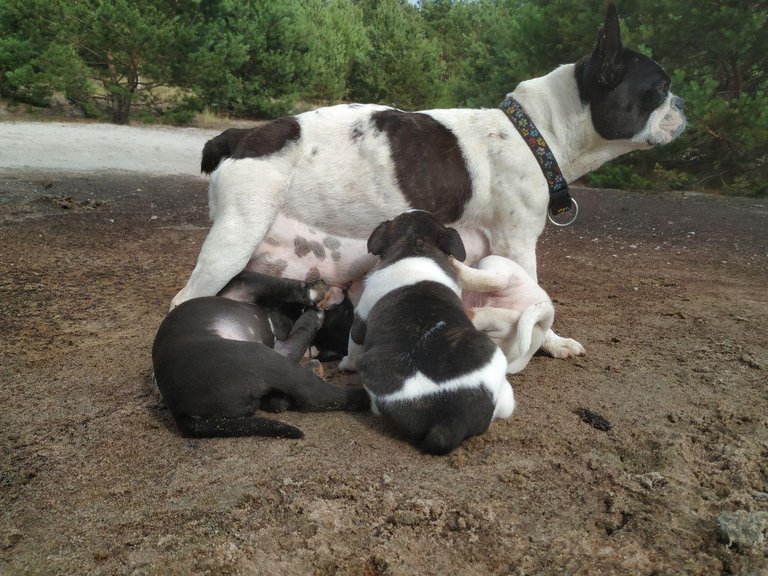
[1,122,767,575]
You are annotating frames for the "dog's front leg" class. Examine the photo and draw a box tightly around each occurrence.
[171,208,279,309]
[338,315,366,372]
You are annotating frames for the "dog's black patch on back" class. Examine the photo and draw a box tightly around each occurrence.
[372,110,472,223]
[231,117,301,160]
[201,128,251,174]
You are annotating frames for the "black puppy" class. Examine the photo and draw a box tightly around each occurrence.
[152,272,369,438]
[339,211,515,454]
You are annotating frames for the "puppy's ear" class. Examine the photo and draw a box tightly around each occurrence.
[593,1,624,87]
[437,227,466,262]
[367,220,391,255]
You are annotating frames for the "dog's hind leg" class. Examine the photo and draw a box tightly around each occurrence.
[270,361,370,412]
[176,414,304,439]
[449,257,509,292]
[469,307,521,340]
[171,210,274,308]
[338,314,366,372]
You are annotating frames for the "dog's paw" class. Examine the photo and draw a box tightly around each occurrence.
[338,355,358,372]
[541,331,585,359]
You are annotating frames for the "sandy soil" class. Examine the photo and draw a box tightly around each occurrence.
[1,122,767,575]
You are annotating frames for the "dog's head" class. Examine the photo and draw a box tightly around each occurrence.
[576,2,686,146]
[367,210,466,264]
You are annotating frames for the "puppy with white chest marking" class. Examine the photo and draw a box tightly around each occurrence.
[341,211,514,455]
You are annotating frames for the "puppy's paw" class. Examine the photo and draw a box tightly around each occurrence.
[541,331,585,359]
[338,355,358,372]
[301,358,325,378]
[319,286,345,310]
[307,281,329,305]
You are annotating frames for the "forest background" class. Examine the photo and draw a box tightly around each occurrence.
[0,0,765,195]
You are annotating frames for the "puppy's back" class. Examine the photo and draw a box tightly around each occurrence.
[361,281,511,454]
[362,281,498,385]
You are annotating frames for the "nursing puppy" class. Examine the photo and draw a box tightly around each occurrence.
[152,272,368,439]
[171,3,686,363]
[341,211,515,455]
[453,256,555,375]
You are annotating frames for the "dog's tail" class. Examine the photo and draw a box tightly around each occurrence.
[176,414,304,439]
[200,128,252,174]
[515,301,555,359]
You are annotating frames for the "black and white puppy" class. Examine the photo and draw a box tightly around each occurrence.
[171,3,686,363]
[340,211,515,455]
[152,272,368,439]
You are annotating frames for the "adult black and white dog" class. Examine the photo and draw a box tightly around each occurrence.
[171,3,686,361]
[341,211,515,455]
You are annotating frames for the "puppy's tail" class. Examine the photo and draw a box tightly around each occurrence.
[515,301,555,359]
[176,414,304,439]
[200,128,251,174]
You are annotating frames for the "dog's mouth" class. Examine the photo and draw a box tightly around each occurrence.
[647,110,687,145]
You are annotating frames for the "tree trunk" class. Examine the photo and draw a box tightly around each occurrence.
[106,50,139,124]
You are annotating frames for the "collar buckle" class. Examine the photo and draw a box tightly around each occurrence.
[548,198,579,227]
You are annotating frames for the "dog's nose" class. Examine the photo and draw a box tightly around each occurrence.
[672,96,685,111]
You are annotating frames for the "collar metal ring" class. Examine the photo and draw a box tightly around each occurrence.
[548,198,579,227]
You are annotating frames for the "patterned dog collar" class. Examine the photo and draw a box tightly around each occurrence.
[500,97,577,226]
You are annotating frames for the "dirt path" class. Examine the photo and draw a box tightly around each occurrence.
[1,123,767,575]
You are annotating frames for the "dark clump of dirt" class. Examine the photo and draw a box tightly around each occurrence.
[1,172,766,575]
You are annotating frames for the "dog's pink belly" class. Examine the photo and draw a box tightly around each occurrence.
[244,214,376,286]
[246,214,491,288]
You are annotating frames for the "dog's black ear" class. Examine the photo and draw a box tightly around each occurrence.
[593,1,624,87]
[367,220,391,255]
[438,227,466,262]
